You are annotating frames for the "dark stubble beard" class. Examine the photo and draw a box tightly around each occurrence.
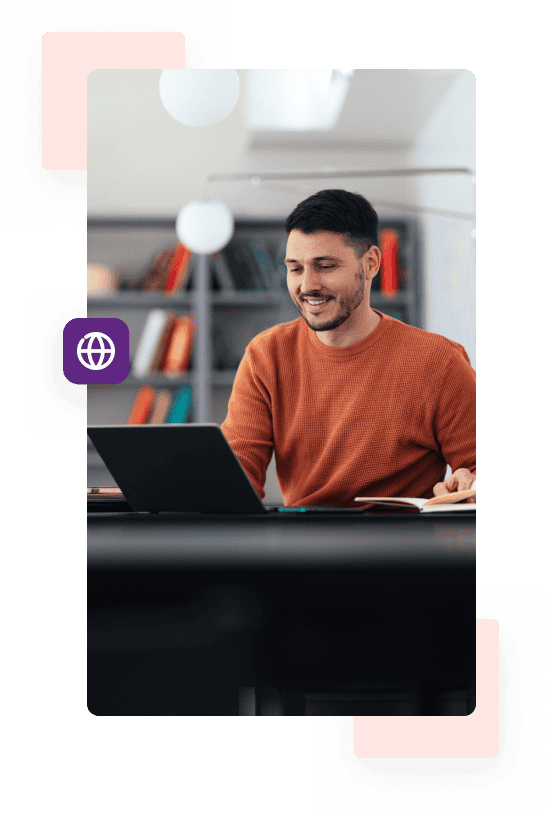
[297,269,365,332]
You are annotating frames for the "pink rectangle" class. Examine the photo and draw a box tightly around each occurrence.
[42,32,185,170]
[354,619,498,758]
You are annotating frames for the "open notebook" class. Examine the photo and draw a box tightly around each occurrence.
[355,488,476,513]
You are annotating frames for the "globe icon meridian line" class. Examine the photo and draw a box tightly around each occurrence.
[77,331,116,371]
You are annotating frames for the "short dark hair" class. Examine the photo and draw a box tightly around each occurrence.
[284,189,379,257]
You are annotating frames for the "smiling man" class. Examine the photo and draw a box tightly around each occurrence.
[221,189,476,507]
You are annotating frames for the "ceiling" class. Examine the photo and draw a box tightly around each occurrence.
[247,69,460,152]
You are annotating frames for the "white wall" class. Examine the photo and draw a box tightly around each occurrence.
[88,69,248,217]
[410,71,476,367]
[87,69,416,220]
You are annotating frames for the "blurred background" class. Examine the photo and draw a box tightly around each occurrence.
[87,69,475,500]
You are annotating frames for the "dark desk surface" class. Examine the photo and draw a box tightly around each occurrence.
[88,511,475,715]
[88,511,475,568]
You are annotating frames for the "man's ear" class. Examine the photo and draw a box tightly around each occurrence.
[365,246,381,280]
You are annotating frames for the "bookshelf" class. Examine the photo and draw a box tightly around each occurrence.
[87,216,421,492]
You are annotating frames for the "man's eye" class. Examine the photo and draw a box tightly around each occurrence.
[287,265,335,272]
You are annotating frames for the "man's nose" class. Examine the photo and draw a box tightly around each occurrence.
[300,267,323,293]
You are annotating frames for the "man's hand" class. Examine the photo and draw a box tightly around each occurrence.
[433,468,476,503]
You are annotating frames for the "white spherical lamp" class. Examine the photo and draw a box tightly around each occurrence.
[176,199,234,255]
[159,69,240,127]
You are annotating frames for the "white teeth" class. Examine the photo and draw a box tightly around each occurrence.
[306,299,326,304]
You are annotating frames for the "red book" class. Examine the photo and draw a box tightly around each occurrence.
[161,314,196,376]
[379,228,399,298]
[164,243,192,295]
[126,386,156,424]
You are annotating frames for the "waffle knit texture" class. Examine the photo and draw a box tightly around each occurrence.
[221,311,476,507]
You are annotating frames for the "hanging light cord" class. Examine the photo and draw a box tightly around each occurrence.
[206,167,473,182]
[202,167,475,221]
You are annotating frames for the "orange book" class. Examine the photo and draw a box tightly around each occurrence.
[126,386,156,424]
[164,243,192,295]
[161,314,196,376]
[148,390,173,424]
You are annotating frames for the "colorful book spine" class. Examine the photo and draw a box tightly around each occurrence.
[132,309,171,379]
[379,228,399,298]
[239,241,267,290]
[140,245,176,291]
[167,384,194,423]
[161,313,196,377]
[249,240,282,290]
[148,390,173,424]
[126,386,156,424]
[223,240,264,290]
[164,243,192,295]
[149,313,177,372]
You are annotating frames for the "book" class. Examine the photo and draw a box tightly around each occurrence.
[164,242,193,294]
[139,245,176,291]
[270,238,289,292]
[87,487,124,497]
[211,251,235,291]
[126,386,156,424]
[354,488,476,513]
[87,487,132,512]
[242,241,268,290]
[148,390,173,424]
[379,228,400,298]
[161,313,196,376]
[221,240,245,289]
[167,384,194,423]
[223,239,266,290]
[132,309,176,378]
[249,239,283,290]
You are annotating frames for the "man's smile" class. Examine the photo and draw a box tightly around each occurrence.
[301,296,332,309]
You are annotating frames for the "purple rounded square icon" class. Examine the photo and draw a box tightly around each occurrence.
[63,318,130,384]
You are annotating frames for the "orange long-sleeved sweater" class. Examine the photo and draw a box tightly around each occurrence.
[221,311,476,507]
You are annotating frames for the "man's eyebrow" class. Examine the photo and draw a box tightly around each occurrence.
[284,255,341,264]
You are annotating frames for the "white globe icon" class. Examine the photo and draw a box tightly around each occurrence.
[77,332,116,370]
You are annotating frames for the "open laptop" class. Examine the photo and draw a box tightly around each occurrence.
[87,423,363,515]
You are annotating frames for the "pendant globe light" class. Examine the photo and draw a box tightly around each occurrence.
[159,69,240,127]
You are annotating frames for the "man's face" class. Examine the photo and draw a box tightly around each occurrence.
[285,229,368,332]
